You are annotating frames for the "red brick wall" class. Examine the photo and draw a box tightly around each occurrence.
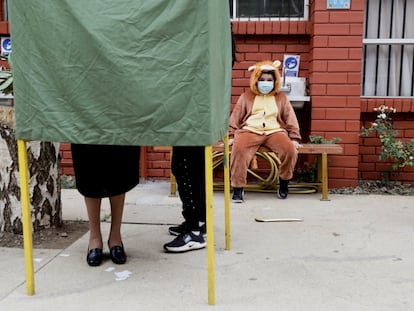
[36,0,414,187]
[308,0,365,188]
[59,143,74,176]
[0,1,7,32]
[145,146,171,180]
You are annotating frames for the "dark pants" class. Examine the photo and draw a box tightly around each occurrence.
[171,146,206,231]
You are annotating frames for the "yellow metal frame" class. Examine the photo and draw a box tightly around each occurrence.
[205,146,215,304]
[205,134,231,305]
[17,139,35,295]
[19,137,232,305]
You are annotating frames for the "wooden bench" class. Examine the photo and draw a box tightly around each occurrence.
[211,143,343,200]
[156,143,344,201]
[211,145,281,192]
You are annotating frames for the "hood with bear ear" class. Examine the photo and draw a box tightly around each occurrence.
[248,60,281,96]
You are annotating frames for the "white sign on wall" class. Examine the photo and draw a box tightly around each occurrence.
[283,54,300,77]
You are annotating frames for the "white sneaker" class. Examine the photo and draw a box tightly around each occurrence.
[163,231,206,253]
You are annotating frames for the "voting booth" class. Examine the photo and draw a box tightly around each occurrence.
[9,0,232,304]
[10,1,232,146]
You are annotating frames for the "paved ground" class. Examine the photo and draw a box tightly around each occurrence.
[1,181,414,310]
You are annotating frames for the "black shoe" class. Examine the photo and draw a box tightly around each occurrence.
[86,248,103,267]
[232,187,244,203]
[109,243,127,264]
[169,222,206,237]
[164,231,206,253]
[278,178,289,199]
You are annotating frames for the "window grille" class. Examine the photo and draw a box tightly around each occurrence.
[363,0,414,97]
[230,0,309,21]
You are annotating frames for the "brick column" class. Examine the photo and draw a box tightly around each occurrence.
[308,0,364,187]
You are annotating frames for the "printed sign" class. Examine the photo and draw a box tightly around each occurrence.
[327,0,350,9]
[1,37,11,57]
[283,55,300,77]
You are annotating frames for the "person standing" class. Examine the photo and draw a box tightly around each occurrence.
[163,24,237,253]
[71,144,140,266]
[163,146,207,253]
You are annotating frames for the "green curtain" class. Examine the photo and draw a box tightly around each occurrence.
[9,0,232,146]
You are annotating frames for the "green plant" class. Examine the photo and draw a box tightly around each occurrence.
[0,55,13,95]
[308,135,341,144]
[360,105,414,172]
[294,159,318,183]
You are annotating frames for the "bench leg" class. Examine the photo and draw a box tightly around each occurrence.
[169,173,177,197]
[321,153,329,201]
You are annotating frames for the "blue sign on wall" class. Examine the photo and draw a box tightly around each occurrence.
[283,55,300,77]
[1,38,12,56]
[327,0,350,9]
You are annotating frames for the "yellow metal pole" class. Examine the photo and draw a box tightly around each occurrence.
[17,139,35,295]
[205,145,215,305]
[223,134,231,250]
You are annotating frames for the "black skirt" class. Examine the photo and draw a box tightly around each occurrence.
[71,144,140,198]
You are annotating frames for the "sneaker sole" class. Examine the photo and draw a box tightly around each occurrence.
[231,199,244,203]
[277,192,288,199]
[164,241,206,253]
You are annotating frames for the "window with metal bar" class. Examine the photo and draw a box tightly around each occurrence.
[363,0,414,97]
[230,0,309,20]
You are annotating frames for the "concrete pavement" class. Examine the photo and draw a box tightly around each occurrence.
[1,181,414,310]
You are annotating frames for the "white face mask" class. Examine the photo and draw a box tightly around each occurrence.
[257,81,274,95]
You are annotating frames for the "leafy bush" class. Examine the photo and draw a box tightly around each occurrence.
[360,105,414,172]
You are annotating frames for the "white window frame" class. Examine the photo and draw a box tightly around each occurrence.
[230,0,309,21]
[362,0,414,98]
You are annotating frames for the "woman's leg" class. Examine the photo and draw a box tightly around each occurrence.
[108,193,126,247]
[85,197,103,249]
